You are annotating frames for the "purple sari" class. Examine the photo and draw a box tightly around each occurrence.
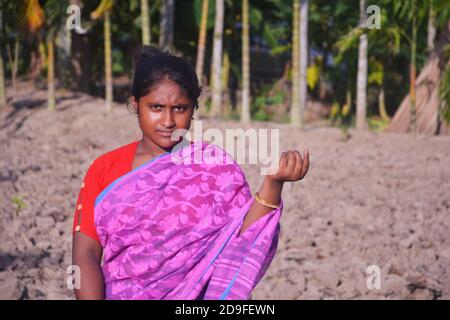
[94,140,283,300]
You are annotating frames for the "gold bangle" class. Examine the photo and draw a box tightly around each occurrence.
[254,192,280,209]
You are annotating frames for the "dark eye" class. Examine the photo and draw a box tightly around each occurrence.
[150,104,162,110]
[174,106,187,112]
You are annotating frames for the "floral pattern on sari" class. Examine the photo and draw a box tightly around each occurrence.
[94,141,283,299]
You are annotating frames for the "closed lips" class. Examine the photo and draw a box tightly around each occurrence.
[158,131,174,136]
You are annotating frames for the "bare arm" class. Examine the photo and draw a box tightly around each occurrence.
[239,149,309,236]
[72,233,105,300]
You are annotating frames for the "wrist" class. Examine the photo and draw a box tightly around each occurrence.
[254,176,283,210]
[264,175,284,187]
[263,176,284,196]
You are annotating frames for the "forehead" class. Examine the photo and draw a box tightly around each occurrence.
[143,77,192,104]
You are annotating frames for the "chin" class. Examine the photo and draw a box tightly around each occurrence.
[156,137,183,150]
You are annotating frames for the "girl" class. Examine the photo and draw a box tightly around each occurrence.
[72,46,309,300]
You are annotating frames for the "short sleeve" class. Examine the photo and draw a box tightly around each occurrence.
[72,160,103,242]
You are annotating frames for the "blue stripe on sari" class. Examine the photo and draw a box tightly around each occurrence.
[219,223,264,300]
[94,151,170,207]
[190,199,254,295]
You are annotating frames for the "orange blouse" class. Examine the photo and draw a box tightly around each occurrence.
[72,140,139,242]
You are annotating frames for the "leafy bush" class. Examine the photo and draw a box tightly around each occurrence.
[251,86,286,121]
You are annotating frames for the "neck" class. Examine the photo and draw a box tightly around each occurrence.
[139,135,184,157]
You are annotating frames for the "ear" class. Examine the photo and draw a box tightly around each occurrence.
[130,96,138,113]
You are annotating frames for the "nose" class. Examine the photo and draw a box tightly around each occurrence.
[161,108,175,128]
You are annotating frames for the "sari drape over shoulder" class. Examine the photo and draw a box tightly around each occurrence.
[94,141,283,300]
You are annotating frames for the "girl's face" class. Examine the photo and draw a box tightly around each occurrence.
[132,77,195,151]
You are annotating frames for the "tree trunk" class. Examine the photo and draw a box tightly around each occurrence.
[71,32,91,93]
[0,2,4,108]
[0,52,6,108]
[409,6,417,135]
[159,0,174,51]
[69,0,90,92]
[222,50,231,118]
[55,24,72,88]
[427,5,436,52]
[39,39,47,71]
[356,0,368,130]
[290,0,300,126]
[298,0,308,127]
[141,0,151,45]
[104,11,113,111]
[195,0,208,85]
[346,87,352,111]
[47,39,56,110]
[378,87,390,122]
[241,0,251,123]
[210,0,224,118]
[7,38,19,95]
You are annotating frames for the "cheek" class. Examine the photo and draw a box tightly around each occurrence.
[175,113,193,128]
[139,108,160,126]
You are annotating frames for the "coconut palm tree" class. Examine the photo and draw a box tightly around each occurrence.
[21,0,65,110]
[427,2,436,52]
[159,0,174,51]
[43,0,67,110]
[210,0,224,118]
[0,52,5,108]
[241,0,250,123]
[221,49,231,118]
[299,0,309,128]
[393,0,428,134]
[356,0,368,130]
[141,0,151,45]
[6,38,19,97]
[368,59,390,122]
[46,38,55,110]
[335,0,400,125]
[291,0,301,126]
[3,0,24,99]
[195,0,209,85]
[91,0,114,111]
[0,0,6,108]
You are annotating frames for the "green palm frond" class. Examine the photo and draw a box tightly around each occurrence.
[393,0,428,24]
[368,58,384,86]
[44,0,68,38]
[249,7,263,30]
[433,0,450,27]
[334,26,364,64]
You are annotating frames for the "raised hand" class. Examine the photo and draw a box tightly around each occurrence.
[268,149,310,183]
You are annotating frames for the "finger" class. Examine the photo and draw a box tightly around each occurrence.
[300,149,310,178]
[286,151,296,172]
[293,150,303,178]
[279,152,288,170]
